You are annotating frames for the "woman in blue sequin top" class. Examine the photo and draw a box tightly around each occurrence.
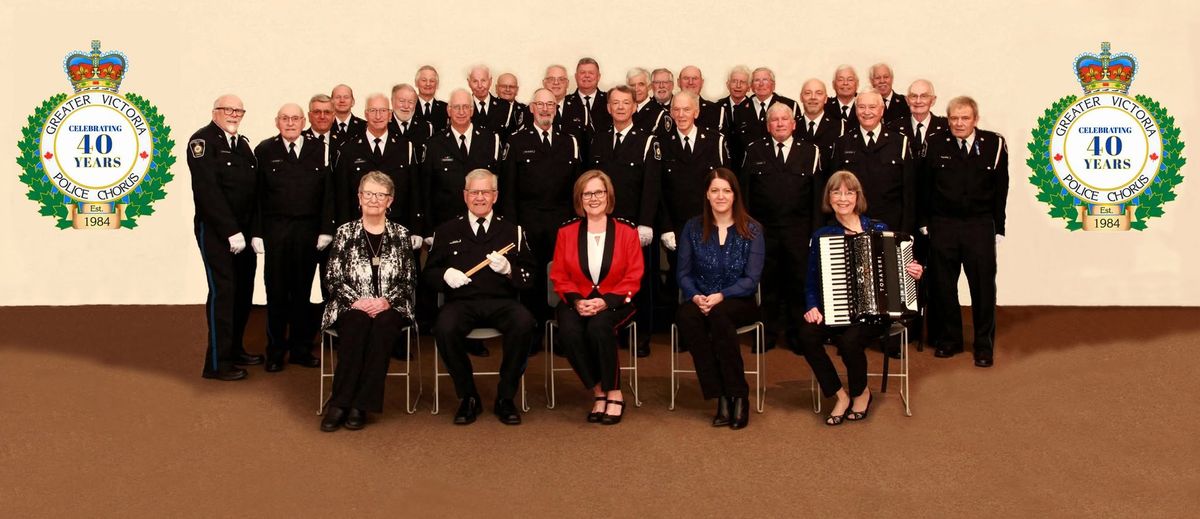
[676,167,765,429]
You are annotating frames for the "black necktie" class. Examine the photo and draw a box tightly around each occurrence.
[475,217,486,240]
[614,131,623,152]
[373,137,382,158]
[541,130,550,148]
[229,136,238,151]
[338,122,347,134]
[424,102,431,116]
[807,121,816,139]
[288,142,297,160]
[867,130,876,148]
[916,122,925,147]
[479,101,487,116]
[759,102,767,120]
[401,121,409,134]
[841,106,849,119]
[459,135,468,156]
[960,138,969,157]
[776,142,786,165]
[317,134,325,144]
[584,95,592,112]
[556,105,562,121]
[683,136,692,155]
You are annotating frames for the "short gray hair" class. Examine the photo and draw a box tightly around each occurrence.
[464,169,498,191]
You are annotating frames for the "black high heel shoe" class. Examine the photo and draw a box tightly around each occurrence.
[587,396,607,423]
[729,397,749,429]
[712,396,731,427]
[845,391,872,422]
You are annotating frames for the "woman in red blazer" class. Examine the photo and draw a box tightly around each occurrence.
[550,170,644,425]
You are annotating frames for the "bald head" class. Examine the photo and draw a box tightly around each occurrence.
[496,73,519,101]
[678,65,704,95]
[800,78,827,117]
[331,84,355,117]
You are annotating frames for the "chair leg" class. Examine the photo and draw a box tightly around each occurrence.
[545,322,556,410]
[669,324,678,411]
[755,323,765,413]
[881,334,891,393]
[431,340,441,415]
[629,323,642,407]
[902,327,912,416]
[520,375,529,412]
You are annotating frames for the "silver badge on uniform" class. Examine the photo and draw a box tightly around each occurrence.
[652,142,661,160]
[190,139,205,158]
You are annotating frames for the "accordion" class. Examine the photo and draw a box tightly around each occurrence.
[818,231,918,326]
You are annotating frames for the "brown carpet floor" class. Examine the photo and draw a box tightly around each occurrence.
[1,305,1198,517]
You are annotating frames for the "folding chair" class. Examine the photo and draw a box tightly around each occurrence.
[668,287,766,413]
[318,322,422,415]
[544,261,641,409]
[430,295,528,415]
[810,320,912,417]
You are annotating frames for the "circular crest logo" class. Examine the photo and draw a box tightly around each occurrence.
[1028,42,1185,231]
[17,40,174,229]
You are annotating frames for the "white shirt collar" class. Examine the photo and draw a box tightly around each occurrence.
[334,115,353,128]
[469,211,494,232]
[860,124,881,146]
[366,129,388,151]
[958,132,977,151]
[636,98,651,112]
[803,112,824,127]
[754,94,774,113]
[677,125,698,143]
[451,124,474,151]
[282,134,303,154]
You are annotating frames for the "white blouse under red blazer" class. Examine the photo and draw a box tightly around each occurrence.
[550,216,644,309]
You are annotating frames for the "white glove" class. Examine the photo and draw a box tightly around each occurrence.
[637,225,653,247]
[661,232,677,251]
[919,226,928,236]
[410,235,424,250]
[996,234,1005,245]
[424,235,434,247]
[443,267,472,289]
[487,251,511,275]
[228,233,246,254]
[251,237,265,254]
[316,234,333,251]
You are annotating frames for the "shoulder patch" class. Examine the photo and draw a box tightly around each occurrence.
[501,143,509,161]
[190,139,206,158]
[662,117,673,132]
[652,141,661,160]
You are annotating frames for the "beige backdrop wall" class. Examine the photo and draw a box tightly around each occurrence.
[2,0,1196,306]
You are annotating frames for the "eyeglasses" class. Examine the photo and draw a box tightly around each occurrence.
[214,107,246,116]
[465,189,496,197]
[448,104,472,112]
[544,77,568,83]
[365,108,391,116]
[277,115,303,123]
[908,93,935,101]
[309,109,334,116]
[831,190,857,199]
[581,190,607,200]
[359,191,392,200]
[531,101,557,109]
[651,80,673,86]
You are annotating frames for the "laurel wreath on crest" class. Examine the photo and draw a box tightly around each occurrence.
[16,93,175,229]
[1027,94,1186,231]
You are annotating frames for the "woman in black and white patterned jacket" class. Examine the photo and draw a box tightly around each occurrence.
[319,171,417,432]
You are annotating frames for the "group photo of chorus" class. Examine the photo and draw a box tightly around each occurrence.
[187,57,1008,433]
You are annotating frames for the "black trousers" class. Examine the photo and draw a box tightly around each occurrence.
[330,309,408,412]
[195,221,256,374]
[434,298,535,399]
[677,297,758,399]
[761,223,811,347]
[928,217,997,356]
[557,303,636,392]
[263,217,320,360]
[798,320,887,399]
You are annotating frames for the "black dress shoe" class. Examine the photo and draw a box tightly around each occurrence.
[288,353,321,368]
[320,407,347,432]
[466,339,490,358]
[974,355,994,368]
[232,353,264,366]
[454,396,482,425]
[202,367,247,381]
[729,397,749,429]
[712,397,731,427]
[934,346,959,358]
[265,359,285,373]
[344,409,368,430]
[635,342,650,358]
[494,398,521,425]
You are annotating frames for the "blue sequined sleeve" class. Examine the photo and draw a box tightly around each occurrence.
[720,224,764,299]
[677,219,701,300]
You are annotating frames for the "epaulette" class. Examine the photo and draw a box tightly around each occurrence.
[559,216,582,227]
[613,216,637,229]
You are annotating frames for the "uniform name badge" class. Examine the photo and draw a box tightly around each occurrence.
[1029,42,1185,232]
[17,40,175,229]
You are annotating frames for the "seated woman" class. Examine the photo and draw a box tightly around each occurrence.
[550,170,644,425]
[676,167,765,430]
[319,171,417,432]
[799,170,923,426]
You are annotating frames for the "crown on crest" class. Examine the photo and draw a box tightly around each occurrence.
[1074,42,1137,95]
[63,40,128,93]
